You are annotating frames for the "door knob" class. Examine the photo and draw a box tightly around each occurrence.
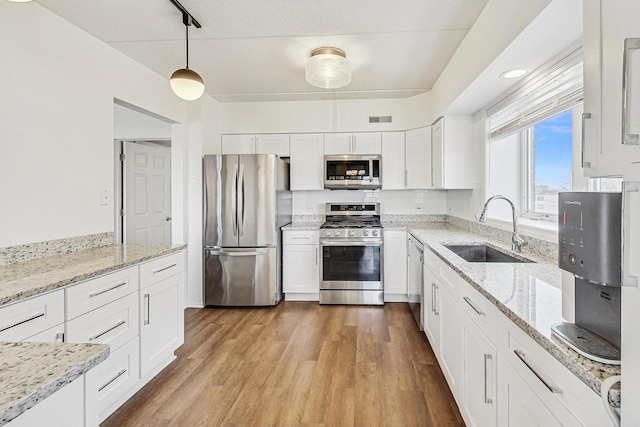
[166,216,172,221]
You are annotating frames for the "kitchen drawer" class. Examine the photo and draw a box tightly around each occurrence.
[66,266,138,320]
[0,290,64,342]
[139,252,184,289]
[283,230,319,245]
[21,323,65,343]
[424,248,460,297]
[460,281,498,345]
[498,314,610,426]
[85,337,140,426]
[67,292,138,353]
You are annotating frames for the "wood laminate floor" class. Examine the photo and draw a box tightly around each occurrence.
[102,302,464,427]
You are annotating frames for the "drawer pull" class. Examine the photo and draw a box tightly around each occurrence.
[463,296,485,316]
[514,350,562,394]
[89,320,126,342]
[98,369,127,392]
[55,332,65,343]
[291,236,310,240]
[89,281,127,298]
[153,263,177,274]
[0,311,46,333]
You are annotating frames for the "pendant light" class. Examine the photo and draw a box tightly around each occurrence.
[305,47,351,89]
[169,1,205,101]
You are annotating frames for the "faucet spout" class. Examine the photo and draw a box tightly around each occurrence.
[478,195,527,252]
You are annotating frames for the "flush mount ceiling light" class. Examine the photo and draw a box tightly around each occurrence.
[305,47,352,89]
[500,69,528,79]
[169,0,205,101]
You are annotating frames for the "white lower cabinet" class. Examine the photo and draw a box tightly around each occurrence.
[415,236,610,427]
[461,311,497,427]
[85,337,141,426]
[6,376,84,427]
[283,230,319,300]
[497,353,567,427]
[0,290,64,342]
[383,229,407,300]
[140,274,182,378]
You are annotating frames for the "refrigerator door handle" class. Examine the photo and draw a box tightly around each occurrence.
[237,163,245,237]
[232,163,239,237]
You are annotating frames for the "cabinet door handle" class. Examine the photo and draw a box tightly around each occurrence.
[513,350,562,394]
[98,369,127,392]
[405,170,409,188]
[143,294,150,325]
[431,283,436,313]
[153,263,177,275]
[623,181,640,287]
[89,320,126,342]
[89,281,127,298]
[463,296,485,316]
[0,311,46,333]
[581,112,592,168]
[622,38,640,145]
[55,332,65,343]
[315,248,318,266]
[484,353,493,404]
[433,285,439,315]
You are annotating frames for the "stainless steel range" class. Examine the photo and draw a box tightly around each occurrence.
[319,203,384,305]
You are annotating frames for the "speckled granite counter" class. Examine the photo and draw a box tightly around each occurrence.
[0,244,186,307]
[281,222,323,231]
[0,342,109,425]
[404,222,620,398]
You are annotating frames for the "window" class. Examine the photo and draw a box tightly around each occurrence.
[522,109,575,219]
[485,47,583,225]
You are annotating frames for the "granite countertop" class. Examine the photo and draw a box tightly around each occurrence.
[0,244,186,307]
[281,222,324,231]
[404,223,620,398]
[0,342,109,426]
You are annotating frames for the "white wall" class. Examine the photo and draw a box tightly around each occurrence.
[219,92,431,135]
[113,103,174,141]
[0,2,187,247]
[294,190,447,216]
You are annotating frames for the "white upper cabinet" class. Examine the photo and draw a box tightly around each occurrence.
[221,134,290,157]
[324,132,381,155]
[583,0,640,175]
[405,127,432,189]
[290,133,324,191]
[431,116,478,189]
[381,132,406,190]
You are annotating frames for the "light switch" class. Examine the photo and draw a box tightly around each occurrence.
[100,189,111,206]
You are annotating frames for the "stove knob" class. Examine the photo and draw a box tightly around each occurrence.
[372,230,379,237]
[363,230,369,236]
[333,231,341,237]
[325,231,332,237]
[348,231,355,237]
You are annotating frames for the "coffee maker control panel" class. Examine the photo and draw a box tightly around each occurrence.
[558,192,622,286]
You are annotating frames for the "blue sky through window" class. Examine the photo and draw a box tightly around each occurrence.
[533,110,573,190]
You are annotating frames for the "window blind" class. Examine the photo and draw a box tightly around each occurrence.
[487,48,583,141]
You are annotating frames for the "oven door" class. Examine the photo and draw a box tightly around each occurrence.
[320,239,383,290]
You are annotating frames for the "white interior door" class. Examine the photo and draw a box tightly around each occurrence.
[124,142,171,244]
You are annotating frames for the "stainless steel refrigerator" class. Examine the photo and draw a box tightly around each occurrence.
[203,154,291,306]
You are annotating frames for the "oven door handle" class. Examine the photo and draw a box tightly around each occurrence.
[320,240,383,247]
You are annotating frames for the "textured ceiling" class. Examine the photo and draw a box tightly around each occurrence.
[38,0,490,102]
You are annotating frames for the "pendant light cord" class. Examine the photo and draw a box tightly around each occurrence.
[185,24,189,69]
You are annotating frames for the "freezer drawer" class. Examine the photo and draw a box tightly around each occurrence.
[204,247,279,306]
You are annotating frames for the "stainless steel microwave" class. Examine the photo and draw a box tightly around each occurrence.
[324,155,382,190]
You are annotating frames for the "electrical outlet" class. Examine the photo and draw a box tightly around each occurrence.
[100,189,111,206]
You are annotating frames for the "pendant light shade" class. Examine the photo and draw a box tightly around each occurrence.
[169,1,204,101]
[170,68,205,101]
[305,47,351,89]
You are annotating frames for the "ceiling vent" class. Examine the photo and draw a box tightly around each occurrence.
[369,116,392,124]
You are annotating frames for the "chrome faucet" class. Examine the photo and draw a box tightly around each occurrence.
[478,195,527,252]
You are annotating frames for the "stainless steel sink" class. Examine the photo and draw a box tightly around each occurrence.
[443,243,534,263]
